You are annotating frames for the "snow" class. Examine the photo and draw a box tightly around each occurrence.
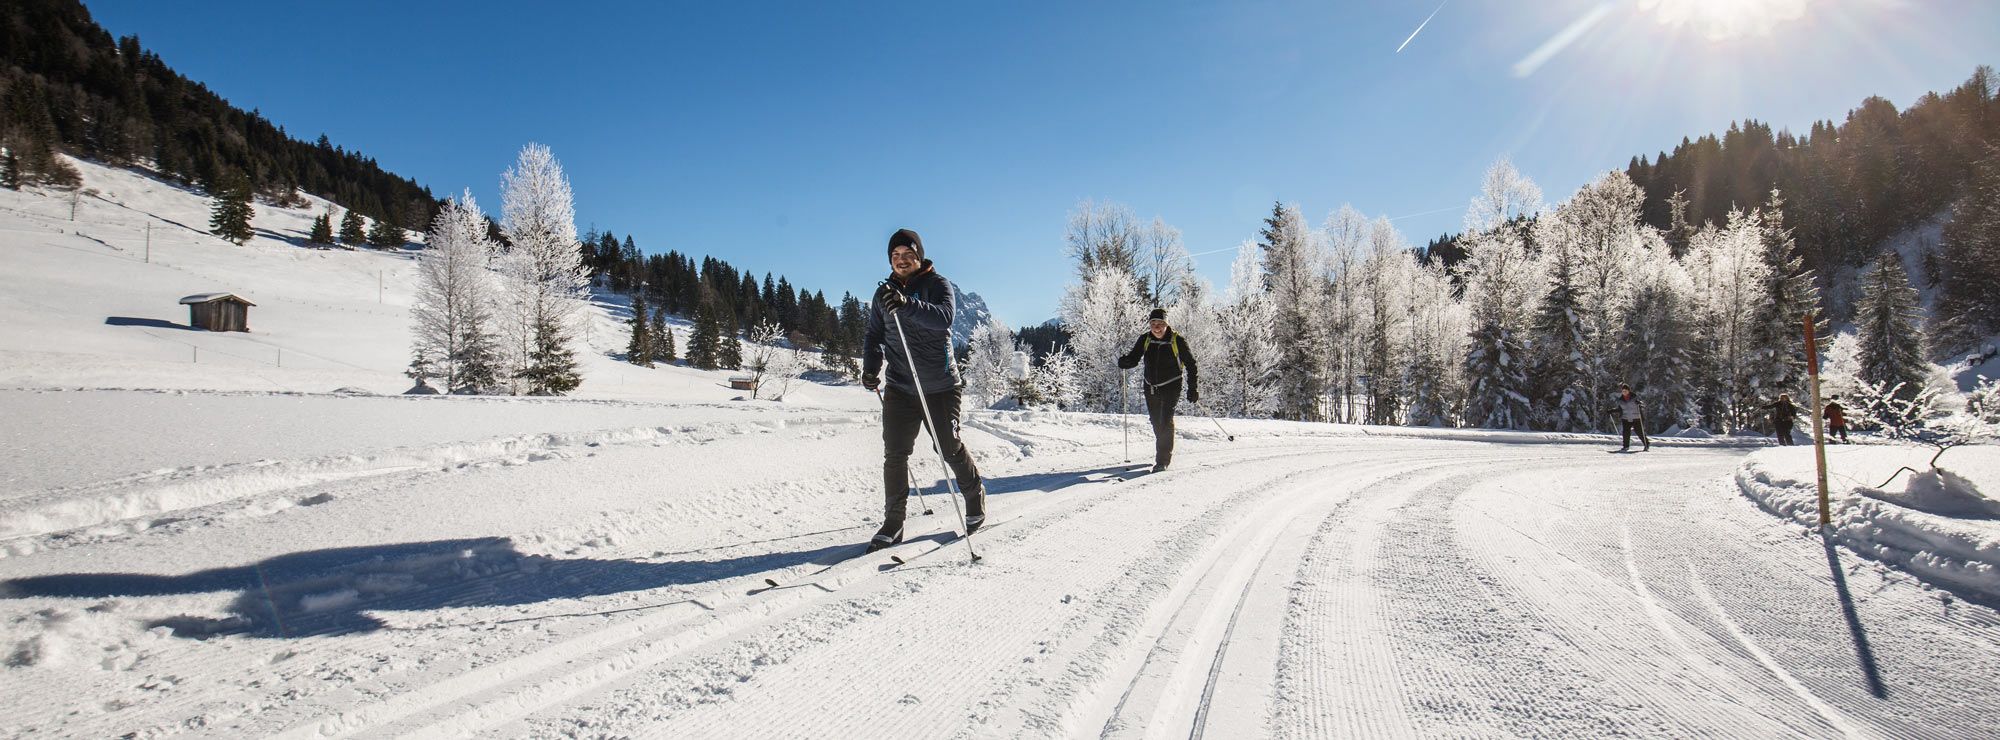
[1736,443,2000,600]
[4,157,2000,736]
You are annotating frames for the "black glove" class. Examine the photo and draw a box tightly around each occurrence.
[1187,389,1199,403]
[1117,356,1138,370]
[873,283,907,312]
[862,373,880,392]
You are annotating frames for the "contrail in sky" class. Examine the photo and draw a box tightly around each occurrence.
[1397,1,1449,54]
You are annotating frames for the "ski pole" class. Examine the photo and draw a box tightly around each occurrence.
[875,387,934,515]
[889,305,980,562]
[1120,372,1131,463]
[1188,398,1236,441]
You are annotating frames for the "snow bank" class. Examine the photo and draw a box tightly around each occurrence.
[1735,445,2000,600]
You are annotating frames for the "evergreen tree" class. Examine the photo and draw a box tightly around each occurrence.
[1854,252,1928,400]
[409,191,500,394]
[626,291,653,366]
[651,308,676,364]
[518,317,582,395]
[1615,249,1698,430]
[686,300,722,369]
[721,331,744,370]
[1938,152,2000,344]
[308,212,334,245]
[1527,234,1593,431]
[1260,201,1330,421]
[338,209,367,246]
[1745,190,1824,405]
[367,214,406,248]
[207,171,254,245]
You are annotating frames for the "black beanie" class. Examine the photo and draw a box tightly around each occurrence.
[888,229,924,261]
[1147,308,1167,322]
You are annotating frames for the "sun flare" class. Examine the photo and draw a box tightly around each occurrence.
[1638,0,1810,40]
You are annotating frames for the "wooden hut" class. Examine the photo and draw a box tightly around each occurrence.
[179,293,255,332]
[728,374,760,392]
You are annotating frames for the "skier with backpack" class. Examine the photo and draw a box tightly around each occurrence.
[1118,308,1199,472]
[862,229,985,553]
[1761,393,1800,446]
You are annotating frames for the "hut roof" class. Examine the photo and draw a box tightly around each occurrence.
[179,292,257,306]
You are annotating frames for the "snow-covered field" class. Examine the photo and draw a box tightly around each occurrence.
[5,160,2000,737]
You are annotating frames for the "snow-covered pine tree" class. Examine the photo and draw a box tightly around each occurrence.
[1527,214,1593,432]
[1258,202,1331,421]
[0,148,19,190]
[1058,262,1146,412]
[1030,347,1083,410]
[963,319,1017,408]
[1938,154,2000,344]
[1745,190,1825,409]
[1213,241,1277,418]
[1458,225,1537,429]
[1614,246,1698,431]
[498,143,589,395]
[626,290,653,366]
[308,212,334,246]
[409,191,501,393]
[1854,251,1928,400]
[207,171,253,245]
[338,209,367,246]
[651,308,676,365]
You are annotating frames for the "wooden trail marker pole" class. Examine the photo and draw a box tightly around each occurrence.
[1804,313,1831,527]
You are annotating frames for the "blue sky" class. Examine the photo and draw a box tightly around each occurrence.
[88,0,2000,326]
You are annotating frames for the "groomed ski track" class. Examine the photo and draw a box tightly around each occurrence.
[2,394,1997,738]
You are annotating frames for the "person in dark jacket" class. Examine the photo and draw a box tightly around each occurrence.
[1823,395,1849,443]
[1118,308,1199,472]
[862,229,984,551]
[1762,393,1799,446]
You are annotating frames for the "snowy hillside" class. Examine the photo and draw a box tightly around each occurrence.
[951,288,993,346]
[4,157,2000,738]
[0,156,862,408]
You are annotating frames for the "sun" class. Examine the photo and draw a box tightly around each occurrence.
[1637,0,1811,40]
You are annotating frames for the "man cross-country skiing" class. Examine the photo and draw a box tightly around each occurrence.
[1616,383,1649,452]
[1118,308,1199,472]
[862,229,985,552]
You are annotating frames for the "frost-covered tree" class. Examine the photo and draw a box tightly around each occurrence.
[744,319,806,400]
[409,191,501,394]
[1615,247,1698,431]
[207,171,253,245]
[497,143,589,395]
[1404,256,1466,426]
[1685,210,1772,431]
[1059,262,1146,412]
[1465,155,1543,234]
[1323,205,1371,423]
[1356,219,1417,425]
[1261,202,1330,421]
[1458,226,1538,429]
[1854,251,1928,400]
[1064,199,1140,285]
[1527,218,1593,432]
[1165,272,1224,414]
[1213,241,1277,418]
[1139,217,1193,308]
[1745,190,1824,407]
[962,319,1018,408]
[1532,171,1649,431]
[1029,347,1083,410]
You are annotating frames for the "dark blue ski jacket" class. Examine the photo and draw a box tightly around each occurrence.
[864,261,959,395]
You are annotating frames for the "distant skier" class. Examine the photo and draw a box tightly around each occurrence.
[1118,308,1199,472]
[1762,393,1799,446]
[862,229,985,552]
[1616,383,1649,452]
[1823,395,1850,443]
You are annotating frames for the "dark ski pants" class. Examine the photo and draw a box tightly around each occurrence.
[882,386,983,525]
[1775,423,1795,445]
[1829,424,1849,443]
[1620,419,1649,449]
[1146,381,1180,468]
